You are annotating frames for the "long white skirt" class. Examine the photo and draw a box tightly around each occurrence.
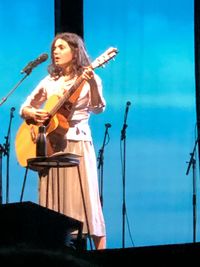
[38,139,106,237]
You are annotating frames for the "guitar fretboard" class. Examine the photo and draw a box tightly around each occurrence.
[49,75,84,117]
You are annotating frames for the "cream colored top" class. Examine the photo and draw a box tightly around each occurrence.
[20,74,106,141]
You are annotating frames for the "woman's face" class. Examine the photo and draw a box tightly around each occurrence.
[53,38,73,67]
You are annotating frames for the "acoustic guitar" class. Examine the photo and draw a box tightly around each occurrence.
[15,47,118,167]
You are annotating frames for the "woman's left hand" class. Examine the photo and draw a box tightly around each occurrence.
[82,66,94,81]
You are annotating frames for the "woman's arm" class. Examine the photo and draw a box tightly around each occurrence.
[22,106,49,124]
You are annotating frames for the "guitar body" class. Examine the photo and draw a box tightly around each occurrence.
[15,122,38,167]
[43,95,70,136]
[15,95,70,167]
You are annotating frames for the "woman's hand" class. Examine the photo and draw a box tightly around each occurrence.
[22,107,49,124]
[33,109,49,124]
[82,66,94,81]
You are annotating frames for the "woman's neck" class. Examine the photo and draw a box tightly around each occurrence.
[63,72,76,82]
[62,63,76,79]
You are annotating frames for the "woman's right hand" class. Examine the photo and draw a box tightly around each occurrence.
[33,108,50,124]
[22,107,50,124]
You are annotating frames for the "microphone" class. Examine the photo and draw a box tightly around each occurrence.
[126,101,131,106]
[10,106,15,118]
[125,101,131,117]
[105,123,111,128]
[21,53,48,74]
[121,101,131,140]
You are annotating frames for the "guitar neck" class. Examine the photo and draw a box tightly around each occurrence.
[49,75,84,117]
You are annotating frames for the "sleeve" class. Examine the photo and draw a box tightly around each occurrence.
[88,74,106,114]
[19,78,48,115]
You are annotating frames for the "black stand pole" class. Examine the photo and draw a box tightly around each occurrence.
[0,145,6,204]
[186,137,199,243]
[97,123,111,207]
[121,101,131,249]
[4,107,15,203]
[0,108,15,204]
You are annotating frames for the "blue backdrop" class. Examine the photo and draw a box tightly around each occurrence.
[0,0,198,249]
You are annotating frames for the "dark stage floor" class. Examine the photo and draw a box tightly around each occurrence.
[0,242,199,266]
[0,201,198,266]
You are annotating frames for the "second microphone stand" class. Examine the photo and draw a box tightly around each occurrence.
[186,136,199,243]
[121,101,131,249]
[0,58,36,204]
[0,107,15,204]
[0,144,6,204]
[97,123,111,208]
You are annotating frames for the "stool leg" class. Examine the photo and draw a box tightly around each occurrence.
[46,173,49,208]
[57,164,60,213]
[77,165,93,250]
[20,167,29,202]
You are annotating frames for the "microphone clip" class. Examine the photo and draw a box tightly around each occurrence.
[121,123,128,141]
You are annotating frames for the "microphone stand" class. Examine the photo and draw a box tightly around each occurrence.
[0,53,48,106]
[0,108,15,204]
[97,124,111,207]
[0,73,30,107]
[121,101,131,249]
[186,137,199,243]
[0,144,6,204]
[4,107,15,203]
[0,62,35,204]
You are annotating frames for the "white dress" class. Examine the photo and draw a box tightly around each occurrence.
[20,74,106,237]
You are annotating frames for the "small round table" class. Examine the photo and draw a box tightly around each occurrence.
[20,153,81,205]
[20,153,92,250]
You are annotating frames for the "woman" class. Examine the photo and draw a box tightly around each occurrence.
[20,32,106,249]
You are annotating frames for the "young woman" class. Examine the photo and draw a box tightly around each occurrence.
[20,32,106,249]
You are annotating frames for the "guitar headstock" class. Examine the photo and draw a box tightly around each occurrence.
[91,47,118,69]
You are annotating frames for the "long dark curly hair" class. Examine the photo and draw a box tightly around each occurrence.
[48,32,91,79]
